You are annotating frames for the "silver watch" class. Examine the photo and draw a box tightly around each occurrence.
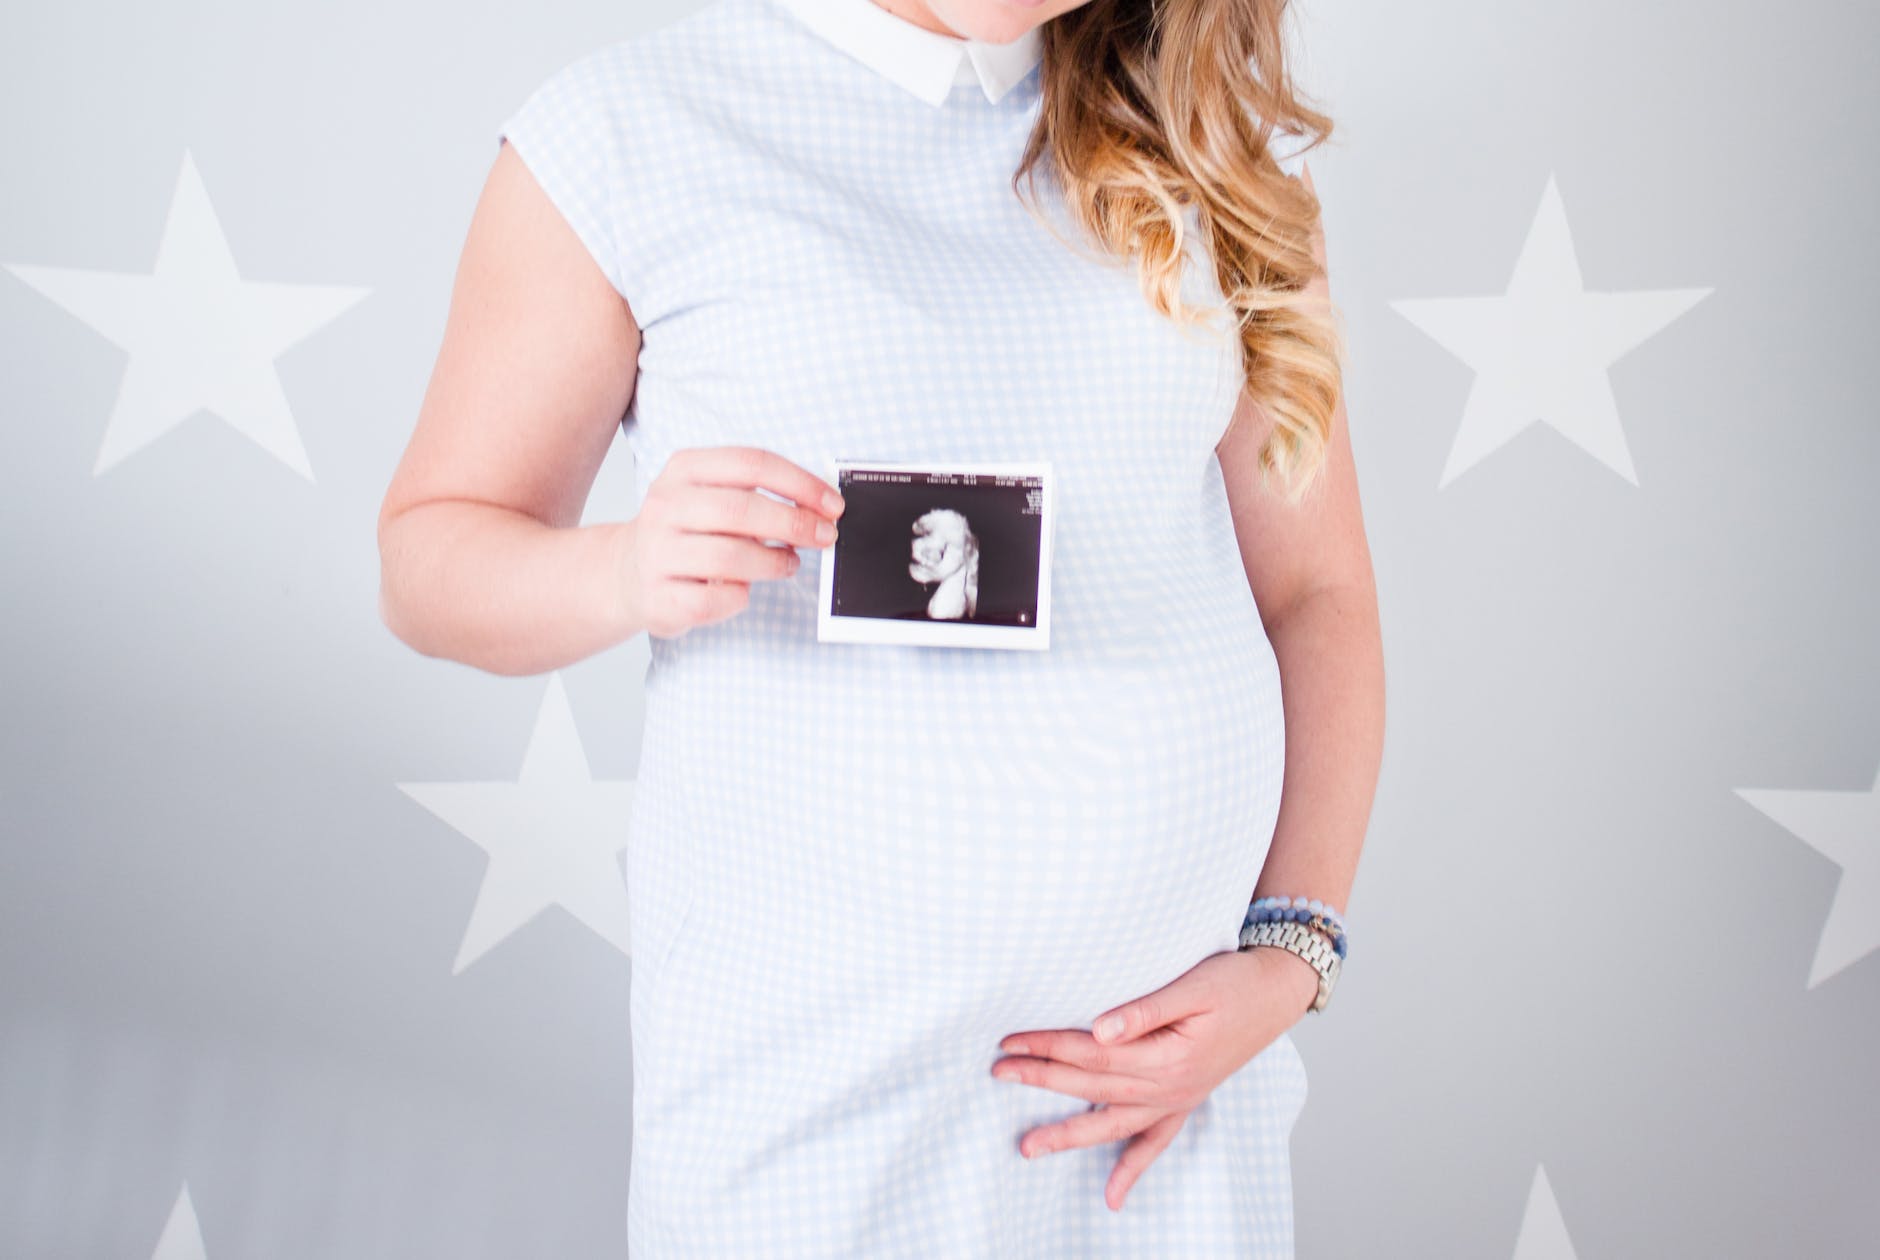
[1239,918,1342,1013]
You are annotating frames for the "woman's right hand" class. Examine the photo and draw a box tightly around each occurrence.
[618,446,846,639]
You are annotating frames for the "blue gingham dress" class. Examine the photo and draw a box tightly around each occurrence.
[498,2,1310,1254]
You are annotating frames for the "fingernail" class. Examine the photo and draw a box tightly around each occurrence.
[1094,1014,1125,1042]
[816,520,836,544]
[822,490,844,515]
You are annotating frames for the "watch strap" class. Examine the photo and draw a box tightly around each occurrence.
[1239,917,1342,1013]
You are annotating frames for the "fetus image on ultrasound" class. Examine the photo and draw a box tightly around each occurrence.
[821,463,1047,643]
[907,508,979,620]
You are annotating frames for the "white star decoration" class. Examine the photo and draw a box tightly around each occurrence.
[397,672,636,974]
[3,149,368,481]
[1391,174,1712,489]
[1510,1164,1580,1260]
[1736,763,1880,989]
[148,1183,207,1260]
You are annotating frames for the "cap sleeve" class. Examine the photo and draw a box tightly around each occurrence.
[496,51,636,304]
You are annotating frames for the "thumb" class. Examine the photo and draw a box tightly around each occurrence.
[1092,974,1208,1045]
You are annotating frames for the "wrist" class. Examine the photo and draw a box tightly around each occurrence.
[1239,943,1322,1018]
[605,517,646,640]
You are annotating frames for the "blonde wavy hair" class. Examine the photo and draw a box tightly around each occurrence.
[1011,0,1345,505]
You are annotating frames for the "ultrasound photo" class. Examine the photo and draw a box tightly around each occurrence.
[816,459,1056,651]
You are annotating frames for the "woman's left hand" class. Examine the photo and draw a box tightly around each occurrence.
[990,946,1319,1211]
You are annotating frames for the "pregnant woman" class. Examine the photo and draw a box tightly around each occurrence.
[378,0,1384,1254]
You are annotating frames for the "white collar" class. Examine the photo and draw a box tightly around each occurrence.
[773,0,1045,107]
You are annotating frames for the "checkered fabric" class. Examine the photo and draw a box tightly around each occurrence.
[497,2,1309,1254]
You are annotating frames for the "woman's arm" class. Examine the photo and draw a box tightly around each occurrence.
[377,141,646,678]
[1216,165,1386,1006]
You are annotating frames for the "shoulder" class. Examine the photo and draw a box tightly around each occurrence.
[493,0,790,316]
[520,0,790,113]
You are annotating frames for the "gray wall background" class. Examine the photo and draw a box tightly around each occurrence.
[4,0,1876,1255]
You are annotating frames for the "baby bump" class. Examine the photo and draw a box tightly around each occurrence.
[627,810,1277,1230]
[631,614,1284,1115]
[636,772,1282,1121]
[647,641,1279,992]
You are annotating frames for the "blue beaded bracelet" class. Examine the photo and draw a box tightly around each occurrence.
[1253,896,1347,958]
[1243,894,1348,960]
[1244,896,1347,959]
